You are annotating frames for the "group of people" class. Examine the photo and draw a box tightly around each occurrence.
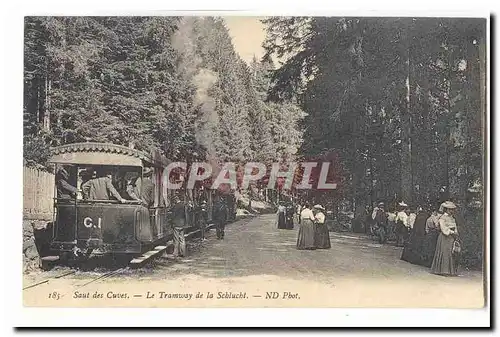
[170,193,232,258]
[276,201,331,250]
[276,202,295,230]
[370,200,461,276]
[56,165,155,207]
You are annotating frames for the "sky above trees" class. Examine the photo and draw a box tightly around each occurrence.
[224,16,266,64]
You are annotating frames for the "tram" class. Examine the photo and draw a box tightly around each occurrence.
[47,142,235,261]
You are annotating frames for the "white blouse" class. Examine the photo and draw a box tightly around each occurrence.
[408,213,416,229]
[396,211,409,227]
[439,213,458,236]
[315,212,326,224]
[300,208,315,221]
[387,212,397,222]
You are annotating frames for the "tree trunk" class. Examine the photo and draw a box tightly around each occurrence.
[43,74,50,132]
[400,21,413,204]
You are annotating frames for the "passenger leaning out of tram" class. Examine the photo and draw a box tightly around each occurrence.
[82,168,126,203]
[126,167,155,208]
[56,166,78,200]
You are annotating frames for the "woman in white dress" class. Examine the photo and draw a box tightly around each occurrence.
[431,201,460,276]
[297,202,316,250]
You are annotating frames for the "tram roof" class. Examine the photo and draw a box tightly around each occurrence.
[48,142,170,167]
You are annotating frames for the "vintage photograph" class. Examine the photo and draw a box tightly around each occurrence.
[22,16,487,310]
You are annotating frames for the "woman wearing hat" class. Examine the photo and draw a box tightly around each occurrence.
[297,202,316,250]
[395,202,410,247]
[276,201,287,229]
[401,203,430,266]
[313,205,331,249]
[430,201,460,276]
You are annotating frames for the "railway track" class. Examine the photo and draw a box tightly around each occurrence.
[23,218,246,291]
[73,268,126,290]
[22,270,77,290]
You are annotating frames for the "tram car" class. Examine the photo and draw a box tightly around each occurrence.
[47,142,221,261]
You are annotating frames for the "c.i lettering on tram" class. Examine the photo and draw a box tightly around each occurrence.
[83,217,102,229]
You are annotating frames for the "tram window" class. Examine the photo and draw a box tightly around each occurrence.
[75,165,142,202]
[55,164,78,200]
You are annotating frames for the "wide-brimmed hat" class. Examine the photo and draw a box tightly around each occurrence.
[378,202,385,207]
[439,201,457,212]
[313,204,325,211]
[143,167,153,176]
[398,201,408,207]
[442,201,457,209]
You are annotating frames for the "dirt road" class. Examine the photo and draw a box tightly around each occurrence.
[23,214,484,308]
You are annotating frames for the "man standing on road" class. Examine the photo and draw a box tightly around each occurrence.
[196,196,208,241]
[171,196,187,257]
[213,195,227,240]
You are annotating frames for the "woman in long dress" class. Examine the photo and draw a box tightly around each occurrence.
[386,209,397,242]
[314,205,331,249]
[285,202,295,229]
[422,206,442,267]
[276,202,286,229]
[297,202,316,250]
[430,201,459,276]
[395,202,410,247]
[401,206,429,266]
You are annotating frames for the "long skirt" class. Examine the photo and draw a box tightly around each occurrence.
[387,220,396,241]
[277,212,286,229]
[351,217,364,233]
[395,223,409,247]
[297,219,316,250]
[430,233,458,276]
[285,215,294,229]
[315,223,331,249]
[400,233,425,266]
[421,230,439,268]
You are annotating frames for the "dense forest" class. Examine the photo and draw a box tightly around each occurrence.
[23,17,304,169]
[23,16,486,268]
[261,17,486,267]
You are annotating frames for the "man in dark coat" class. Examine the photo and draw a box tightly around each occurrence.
[196,197,208,241]
[285,202,295,229]
[171,196,187,257]
[213,195,227,240]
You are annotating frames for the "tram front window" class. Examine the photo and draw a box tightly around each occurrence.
[55,165,78,200]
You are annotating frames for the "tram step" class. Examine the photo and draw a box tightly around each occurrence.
[40,256,60,271]
[129,246,168,267]
[41,256,60,262]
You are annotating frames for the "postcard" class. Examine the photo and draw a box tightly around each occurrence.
[20,15,488,318]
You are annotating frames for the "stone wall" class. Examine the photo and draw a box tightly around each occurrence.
[23,219,53,273]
